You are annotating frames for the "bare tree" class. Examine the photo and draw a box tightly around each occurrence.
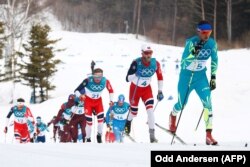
[172,0,178,45]
[226,0,232,43]
[201,0,205,20]
[0,0,33,102]
[136,0,141,39]
[132,0,138,33]
[213,0,217,40]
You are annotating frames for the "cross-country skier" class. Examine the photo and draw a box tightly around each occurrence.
[3,98,34,143]
[53,94,75,142]
[74,68,114,143]
[35,116,49,143]
[169,20,218,145]
[125,44,164,143]
[105,94,130,143]
[69,96,86,143]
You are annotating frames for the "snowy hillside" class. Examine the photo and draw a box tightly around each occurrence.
[0,30,250,166]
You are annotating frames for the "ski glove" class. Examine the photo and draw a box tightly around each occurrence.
[157,91,164,101]
[107,124,112,130]
[210,75,216,91]
[109,101,114,107]
[135,69,143,77]
[4,127,7,133]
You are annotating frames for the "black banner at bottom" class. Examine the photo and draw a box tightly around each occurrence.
[151,151,249,167]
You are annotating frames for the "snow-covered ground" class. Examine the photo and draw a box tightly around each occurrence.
[0,17,250,167]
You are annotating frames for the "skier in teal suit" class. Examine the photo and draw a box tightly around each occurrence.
[169,20,218,145]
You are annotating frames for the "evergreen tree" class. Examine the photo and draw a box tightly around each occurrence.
[19,24,62,103]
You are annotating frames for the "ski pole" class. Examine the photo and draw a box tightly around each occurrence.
[195,109,204,131]
[93,114,96,143]
[171,76,192,145]
[4,133,6,143]
[153,100,159,112]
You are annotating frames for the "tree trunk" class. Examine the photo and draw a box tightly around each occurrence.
[226,0,232,44]
[132,0,138,34]
[40,86,45,103]
[172,0,178,45]
[136,0,141,39]
[33,80,36,104]
[201,0,205,20]
[213,0,217,40]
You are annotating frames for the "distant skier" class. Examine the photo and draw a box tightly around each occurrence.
[125,44,164,143]
[35,116,49,143]
[105,94,130,143]
[74,68,114,143]
[175,58,180,74]
[69,96,86,143]
[169,20,218,145]
[53,94,75,142]
[3,98,34,143]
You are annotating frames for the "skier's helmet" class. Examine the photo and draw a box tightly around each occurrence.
[118,94,125,103]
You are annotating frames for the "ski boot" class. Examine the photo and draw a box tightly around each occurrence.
[124,120,132,135]
[149,129,158,143]
[86,138,91,142]
[206,130,218,145]
[97,133,102,143]
[169,113,177,133]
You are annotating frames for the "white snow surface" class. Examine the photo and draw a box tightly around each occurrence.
[0,20,250,167]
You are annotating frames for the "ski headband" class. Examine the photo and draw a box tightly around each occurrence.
[17,102,24,106]
[197,24,212,31]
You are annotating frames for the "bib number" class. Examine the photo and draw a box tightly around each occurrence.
[92,94,100,99]
[141,81,147,86]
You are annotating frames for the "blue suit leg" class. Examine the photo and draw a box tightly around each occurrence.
[173,74,193,114]
[194,76,213,130]
[113,126,121,142]
[194,76,212,110]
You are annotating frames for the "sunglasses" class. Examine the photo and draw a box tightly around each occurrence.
[93,74,103,79]
[143,51,153,55]
[198,30,212,36]
[17,102,24,106]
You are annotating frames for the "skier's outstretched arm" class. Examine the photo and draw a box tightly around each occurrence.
[4,108,14,133]
[53,104,65,125]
